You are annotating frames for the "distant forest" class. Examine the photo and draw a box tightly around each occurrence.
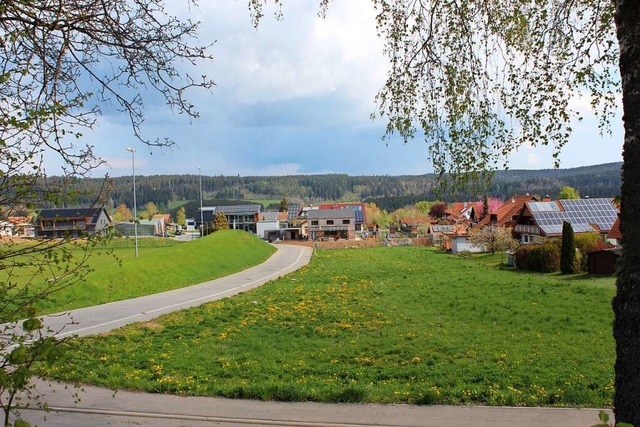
[52,162,622,217]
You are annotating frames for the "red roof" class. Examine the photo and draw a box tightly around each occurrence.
[446,202,475,216]
[607,216,622,240]
[477,194,538,227]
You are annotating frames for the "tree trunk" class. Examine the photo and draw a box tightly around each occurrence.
[613,0,640,424]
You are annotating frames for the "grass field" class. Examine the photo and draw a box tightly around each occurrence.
[248,199,281,208]
[3,230,275,317]
[43,246,616,407]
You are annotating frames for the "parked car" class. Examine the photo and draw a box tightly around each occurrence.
[175,229,183,236]
[154,232,170,238]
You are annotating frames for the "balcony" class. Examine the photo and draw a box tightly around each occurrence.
[513,224,541,235]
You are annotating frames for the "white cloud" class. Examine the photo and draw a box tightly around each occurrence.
[194,1,386,111]
[70,1,623,179]
[527,152,540,167]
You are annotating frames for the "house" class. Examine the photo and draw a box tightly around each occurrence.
[38,207,111,238]
[0,221,14,237]
[428,224,455,246]
[512,198,619,243]
[139,219,164,236]
[400,217,429,236]
[115,218,164,237]
[152,213,171,228]
[477,194,538,228]
[8,216,35,238]
[318,203,367,234]
[607,216,622,246]
[445,202,479,223]
[256,211,281,240]
[199,204,262,233]
[308,209,356,240]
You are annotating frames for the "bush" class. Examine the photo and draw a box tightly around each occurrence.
[575,233,614,271]
[515,241,561,272]
[575,233,612,254]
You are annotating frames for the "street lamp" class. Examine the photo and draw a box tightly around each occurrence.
[198,166,204,237]
[126,147,139,258]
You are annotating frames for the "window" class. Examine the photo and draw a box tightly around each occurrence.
[343,219,350,224]
[311,220,319,226]
[326,220,334,225]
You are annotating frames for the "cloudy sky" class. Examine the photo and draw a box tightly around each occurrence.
[69,1,623,178]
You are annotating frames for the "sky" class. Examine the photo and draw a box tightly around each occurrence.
[63,1,623,178]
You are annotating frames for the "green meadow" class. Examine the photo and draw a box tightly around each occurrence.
[2,230,275,317]
[44,247,616,407]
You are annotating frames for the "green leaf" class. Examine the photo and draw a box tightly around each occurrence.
[22,317,42,332]
[599,411,609,423]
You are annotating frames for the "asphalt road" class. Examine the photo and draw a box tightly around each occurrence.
[12,243,614,426]
[40,243,313,338]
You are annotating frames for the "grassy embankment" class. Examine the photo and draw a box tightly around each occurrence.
[43,247,615,407]
[2,230,275,317]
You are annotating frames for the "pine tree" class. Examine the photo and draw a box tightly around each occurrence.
[279,197,288,212]
[561,221,576,274]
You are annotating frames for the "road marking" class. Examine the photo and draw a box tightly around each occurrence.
[22,406,376,427]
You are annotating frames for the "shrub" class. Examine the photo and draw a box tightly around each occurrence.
[575,233,613,253]
[575,233,614,271]
[515,242,561,272]
[574,250,584,273]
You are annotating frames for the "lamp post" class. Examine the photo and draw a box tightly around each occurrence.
[198,166,204,237]
[126,147,139,258]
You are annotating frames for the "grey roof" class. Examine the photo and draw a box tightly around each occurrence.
[308,209,356,220]
[214,204,262,214]
[260,211,280,222]
[529,198,618,235]
[39,207,108,224]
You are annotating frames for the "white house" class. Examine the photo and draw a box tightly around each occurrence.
[0,221,14,237]
[256,211,281,240]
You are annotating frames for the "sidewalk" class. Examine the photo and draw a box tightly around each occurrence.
[18,378,612,427]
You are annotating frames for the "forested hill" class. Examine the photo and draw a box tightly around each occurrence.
[60,162,621,213]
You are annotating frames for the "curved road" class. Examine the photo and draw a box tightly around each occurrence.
[42,243,313,338]
[17,243,612,427]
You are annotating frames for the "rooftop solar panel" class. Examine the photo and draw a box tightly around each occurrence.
[287,204,300,221]
[530,198,617,235]
[529,201,561,212]
[215,204,262,214]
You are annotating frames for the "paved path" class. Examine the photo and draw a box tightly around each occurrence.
[18,378,612,427]
[12,243,614,426]
[39,243,313,338]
